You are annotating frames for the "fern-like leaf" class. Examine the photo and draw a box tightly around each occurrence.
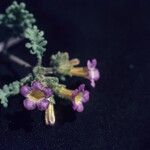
[24,25,47,64]
[0,1,36,34]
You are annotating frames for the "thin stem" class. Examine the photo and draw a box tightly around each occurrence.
[0,37,32,67]
[20,73,33,85]
[37,56,42,66]
[0,37,23,53]
[7,53,32,67]
[1,52,32,68]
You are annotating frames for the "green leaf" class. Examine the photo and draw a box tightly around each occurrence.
[25,43,32,48]
[0,74,33,107]
[24,25,47,62]
[0,1,36,34]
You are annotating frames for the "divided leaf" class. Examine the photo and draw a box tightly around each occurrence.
[25,25,47,60]
[0,1,36,34]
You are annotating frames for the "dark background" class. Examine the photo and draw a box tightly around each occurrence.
[0,0,150,150]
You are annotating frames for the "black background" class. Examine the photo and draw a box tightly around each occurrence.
[0,0,150,150]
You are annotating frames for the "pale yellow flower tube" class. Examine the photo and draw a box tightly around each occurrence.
[45,103,55,125]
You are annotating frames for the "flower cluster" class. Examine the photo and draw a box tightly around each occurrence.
[50,52,100,87]
[0,1,101,126]
[19,81,92,125]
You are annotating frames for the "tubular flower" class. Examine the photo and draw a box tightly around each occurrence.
[69,59,100,87]
[20,81,53,111]
[45,103,55,126]
[59,84,89,112]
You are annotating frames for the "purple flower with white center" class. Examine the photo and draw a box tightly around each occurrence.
[87,59,100,87]
[72,84,89,112]
[20,81,53,111]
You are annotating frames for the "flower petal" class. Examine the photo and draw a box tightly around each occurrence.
[20,85,31,96]
[94,69,100,81]
[72,100,84,112]
[72,89,79,98]
[31,81,43,90]
[92,59,97,68]
[76,104,84,112]
[37,99,49,111]
[87,60,92,69]
[82,90,90,103]
[72,101,78,110]
[91,80,96,88]
[78,84,85,91]
[43,87,53,98]
[23,99,36,110]
[87,64,100,88]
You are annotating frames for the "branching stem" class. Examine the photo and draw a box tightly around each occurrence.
[0,37,32,67]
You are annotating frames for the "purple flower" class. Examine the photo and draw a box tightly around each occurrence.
[87,59,100,87]
[20,81,53,111]
[72,84,89,112]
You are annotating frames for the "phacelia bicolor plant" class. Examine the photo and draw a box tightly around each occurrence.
[0,1,100,125]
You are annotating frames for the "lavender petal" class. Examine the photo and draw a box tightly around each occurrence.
[37,99,49,111]
[23,99,36,110]
[91,80,96,88]
[82,90,90,103]
[43,87,52,98]
[20,85,31,96]
[78,84,85,91]
[72,101,78,111]
[92,59,97,68]
[31,81,43,90]
[87,60,92,69]
[76,104,84,112]
[72,89,79,98]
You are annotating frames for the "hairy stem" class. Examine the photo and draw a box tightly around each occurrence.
[20,73,33,85]
[37,58,42,66]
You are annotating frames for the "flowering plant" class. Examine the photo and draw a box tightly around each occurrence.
[0,1,100,125]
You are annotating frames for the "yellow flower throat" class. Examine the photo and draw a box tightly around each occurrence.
[28,90,45,101]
